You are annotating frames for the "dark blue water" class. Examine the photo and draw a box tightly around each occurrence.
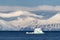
[0,31,60,40]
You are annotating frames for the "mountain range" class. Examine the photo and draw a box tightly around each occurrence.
[0,11,60,31]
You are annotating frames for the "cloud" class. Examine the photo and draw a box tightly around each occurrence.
[0,5,60,12]
[0,6,31,11]
[32,5,60,11]
[35,5,55,11]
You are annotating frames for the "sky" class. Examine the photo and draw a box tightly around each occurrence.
[0,0,60,12]
[0,0,60,7]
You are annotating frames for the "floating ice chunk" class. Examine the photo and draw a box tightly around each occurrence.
[26,28,44,34]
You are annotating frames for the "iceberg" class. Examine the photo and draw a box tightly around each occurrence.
[26,28,44,34]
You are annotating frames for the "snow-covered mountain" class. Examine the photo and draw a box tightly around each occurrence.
[37,13,60,31]
[48,13,60,23]
[0,11,43,31]
[0,11,60,31]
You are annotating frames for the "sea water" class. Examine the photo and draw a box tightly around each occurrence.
[0,31,60,40]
